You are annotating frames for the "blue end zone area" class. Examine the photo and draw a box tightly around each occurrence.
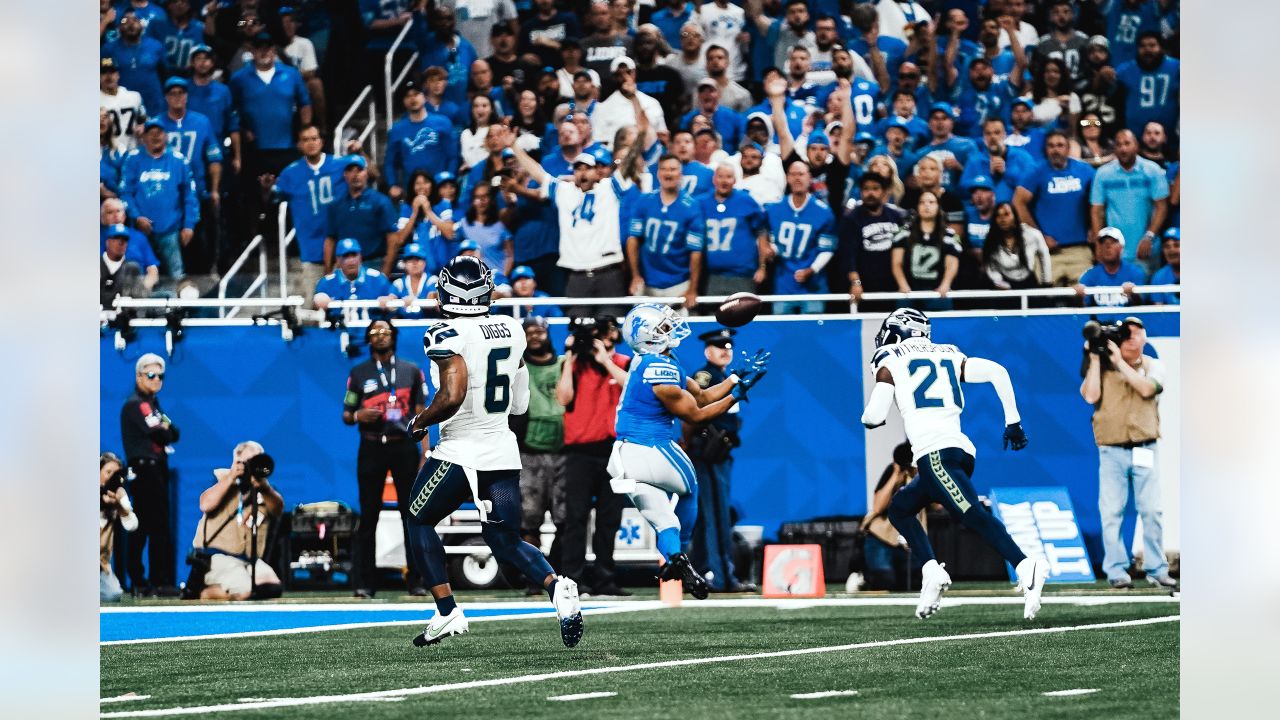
[101,605,576,643]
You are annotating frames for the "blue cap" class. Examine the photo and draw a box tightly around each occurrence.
[401,242,427,260]
[106,223,131,239]
[190,43,213,61]
[590,145,614,165]
[335,238,362,256]
[511,265,536,281]
[928,101,956,118]
[885,116,912,136]
[742,141,766,155]
[1012,97,1034,110]
[343,154,367,170]
[967,174,994,191]
[808,130,830,147]
[1163,226,1180,241]
[434,170,457,184]
[854,130,876,144]
[458,239,479,253]
[143,118,164,132]
[164,76,189,92]
[278,5,296,16]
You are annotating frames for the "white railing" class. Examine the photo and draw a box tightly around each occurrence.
[333,84,374,156]
[384,18,420,132]
[278,202,295,299]
[215,234,268,319]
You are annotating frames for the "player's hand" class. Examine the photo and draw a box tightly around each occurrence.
[729,348,771,379]
[731,367,767,401]
[408,411,428,442]
[1003,422,1028,451]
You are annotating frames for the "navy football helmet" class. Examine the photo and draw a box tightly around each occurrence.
[437,255,494,317]
[874,308,931,347]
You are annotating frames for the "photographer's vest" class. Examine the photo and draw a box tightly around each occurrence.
[100,517,116,572]
[1091,359,1160,446]
[192,470,271,558]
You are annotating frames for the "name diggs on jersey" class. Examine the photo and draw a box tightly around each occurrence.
[479,322,512,340]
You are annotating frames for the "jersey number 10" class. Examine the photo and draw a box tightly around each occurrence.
[908,358,963,409]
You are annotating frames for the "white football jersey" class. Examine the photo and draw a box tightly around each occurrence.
[871,337,975,460]
[544,176,631,271]
[423,314,527,470]
[101,88,147,154]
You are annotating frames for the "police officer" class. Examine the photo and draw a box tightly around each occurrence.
[688,329,755,592]
[119,353,181,596]
[342,319,429,598]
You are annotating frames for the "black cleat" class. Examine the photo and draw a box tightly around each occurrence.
[660,553,709,600]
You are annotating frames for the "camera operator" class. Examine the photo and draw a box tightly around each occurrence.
[342,319,429,598]
[120,353,180,596]
[1080,316,1177,590]
[857,442,917,591]
[555,315,632,595]
[100,452,138,602]
[190,441,284,600]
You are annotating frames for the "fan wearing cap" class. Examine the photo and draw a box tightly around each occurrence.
[100,199,161,289]
[907,102,979,191]
[486,21,538,94]
[101,223,151,306]
[119,118,200,281]
[324,155,402,275]
[521,0,583,69]
[414,5,478,109]
[1075,227,1149,307]
[871,91,931,150]
[1147,227,1179,305]
[506,265,564,318]
[963,173,997,249]
[144,0,205,71]
[187,45,240,162]
[593,55,669,152]
[100,57,148,156]
[385,80,459,204]
[1004,98,1045,158]
[156,77,223,215]
[625,154,706,310]
[102,8,167,117]
[680,77,746,152]
[314,238,395,318]
[385,242,435,318]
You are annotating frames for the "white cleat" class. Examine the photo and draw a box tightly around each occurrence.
[412,607,469,647]
[915,560,951,619]
[1016,558,1049,620]
[552,577,585,648]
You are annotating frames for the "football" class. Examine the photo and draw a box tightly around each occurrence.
[715,292,763,328]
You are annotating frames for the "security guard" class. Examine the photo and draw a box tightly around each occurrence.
[687,328,754,592]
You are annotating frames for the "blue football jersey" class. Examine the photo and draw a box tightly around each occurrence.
[680,161,715,198]
[628,192,706,289]
[700,190,767,278]
[765,194,837,273]
[1115,56,1179,136]
[615,353,686,446]
[156,111,221,196]
[275,154,348,263]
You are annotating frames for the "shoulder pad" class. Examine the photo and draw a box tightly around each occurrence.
[871,348,892,371]
[423,321,463,358]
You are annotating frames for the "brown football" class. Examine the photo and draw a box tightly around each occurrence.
[715,292,763,328]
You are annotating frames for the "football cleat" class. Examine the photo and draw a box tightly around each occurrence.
[915,560,951,619]
[1016,557,1049,620]
[552,577,585,648]
[412,607,469,647]
[659,553,709,600]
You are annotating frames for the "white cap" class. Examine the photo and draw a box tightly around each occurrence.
[571,153,597,167]
[136,353,166,374]
[1097,226,1126,246]
[610,56,636,73]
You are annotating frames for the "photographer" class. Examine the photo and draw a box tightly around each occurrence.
[1080,316,1177,590]
[100,452,138,603]
[190,441,284,600]
[554,315,632,595]
[857,443,917,591]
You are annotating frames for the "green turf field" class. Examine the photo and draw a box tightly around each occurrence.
[100,596,1178,719]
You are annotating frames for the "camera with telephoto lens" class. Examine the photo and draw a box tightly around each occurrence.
[100,468,127,511]
[1082,318,1131,356]
[568,316,601,357]
[237,453,275,492]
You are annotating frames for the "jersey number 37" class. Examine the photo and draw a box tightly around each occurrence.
[908,358,963,409]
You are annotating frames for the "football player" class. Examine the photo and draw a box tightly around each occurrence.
[860,308,1049,620]
[404,255,584,648]
[608,304,770,598]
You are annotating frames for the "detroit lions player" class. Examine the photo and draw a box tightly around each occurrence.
[404,255,584,648]
[609,304,769,598]
[860,308,1049,620]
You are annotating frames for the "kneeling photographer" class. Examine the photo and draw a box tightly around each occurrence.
[100,452,138,603]
[186,441,284,600]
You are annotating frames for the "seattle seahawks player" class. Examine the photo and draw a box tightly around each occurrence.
[608,303,769,598]
[860,308,1048,620]
[404,255,584,648]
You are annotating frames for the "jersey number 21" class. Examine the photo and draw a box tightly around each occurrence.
[908,358,963,409]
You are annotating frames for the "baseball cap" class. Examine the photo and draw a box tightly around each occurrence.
[572,69,600,85]
[249,31,274,47]
[523,315,549,330]
[106,224,131,240]
[278,5,296,16]
[1097,226,1126,246]
[491,23,515,37]
[1163,226,1180,241]
[698,328,736,348]
[590,146,614,165]
[135,353,166,374]
[511,265,536,281]
[571,152,597,168]
[164,76,189,92]
[560,37,582,50]
[928,101,956,118]
[1088,35,1110,49]
[967,174,995,192]
[401,242,427,260]
[610,55,637,73]
[190,43,213,61]
[100,57,119,73]
[434,170,457,184]
[142,118,165,132]
[885,116,912,136]
[336,238,362,256]
[696,77,718,91]
[808,130,830,148]
[400,78,424,96]
[1012,97,1035,110]
[458,239,480,252]
[854,130,876,145]
[343,154,367,170]
[746,111,771,126]
[740,141,766,155]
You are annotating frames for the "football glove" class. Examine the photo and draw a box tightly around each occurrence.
[728,348,771,380]
[731,367,768,401]
[408,412,429,442]
[1003,422,1028,451]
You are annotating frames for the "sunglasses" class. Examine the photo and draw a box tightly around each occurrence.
[1079,119,1102,127]
[369,329,393,336]
[141,371,165,380]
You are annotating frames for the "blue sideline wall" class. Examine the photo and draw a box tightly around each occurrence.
[100,312,1179,583]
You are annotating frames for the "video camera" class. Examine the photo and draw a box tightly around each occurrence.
[1082,318,1132,356]
[237,453,275,492]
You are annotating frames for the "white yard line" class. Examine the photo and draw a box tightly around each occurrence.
[790,690,859,699]
[546,692,618,702]
[99,615,1179,718]
[101,695,151,704]
[1042,689,1101,697]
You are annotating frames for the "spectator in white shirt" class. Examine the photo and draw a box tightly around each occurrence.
[592,56,670,150]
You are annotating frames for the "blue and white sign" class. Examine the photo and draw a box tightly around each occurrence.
[990,486,1096,584]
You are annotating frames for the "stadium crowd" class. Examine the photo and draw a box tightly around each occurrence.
[100,0,1181,316]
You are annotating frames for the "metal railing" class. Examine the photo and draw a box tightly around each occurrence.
[333,84,376,159]
[215,234,268,319]
[278,202,295,300]
[384,18,420,132]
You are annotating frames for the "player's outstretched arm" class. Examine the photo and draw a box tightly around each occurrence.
[961,357,1028,450]
[654,384,737,424]
[861,367,895,429]
[694,349,772,406]
[409,355,469,440]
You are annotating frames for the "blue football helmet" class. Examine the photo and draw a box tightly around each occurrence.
[622,303,690,355]
[437,255,494,317]
[874,308,931,347]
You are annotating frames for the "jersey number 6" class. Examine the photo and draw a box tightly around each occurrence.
[908,358,963,409]
[485,347,512,413]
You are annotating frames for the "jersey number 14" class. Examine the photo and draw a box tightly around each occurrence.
[908,358,963,409]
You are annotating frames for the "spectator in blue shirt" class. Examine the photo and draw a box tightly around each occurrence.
[1005,98,1046,159]
[701,164,771,296]
[949,57,1022,139]
[1089,129,1168,273]
[627,155,707,310]
[908,102,978,191]
[156,78,222,202]
[229,33,312,163]
[387,242,435,319]
[960,117,1037,205]
[270,125,348,303]
[357,0,414,52]
[422,65,469,131]
[964,174,996,251]
[681,80,745,154]
[457,183,514,276]
[146,0,205,72]
[1099,0,1162,66]
[498,165,563,295]
[669,130,716,199]
[415,5,479,111]
[1148,227,1180,305]
[100,201,160,292]
[325,155,402,275]
[1014,129,1097,285]
[1075,226,1148,307]
[872,91,931,150]
[313,238,395,321]
[766,160,838,315]
[187,44,239,160]
[115,0,166,32]
[101,9,167,117]
[1114,32,1179,140]
[848,14,908,90]
[651,0,696,49]
[384,80,459,205]
[119,119,200,281]
[506,265,564,318]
